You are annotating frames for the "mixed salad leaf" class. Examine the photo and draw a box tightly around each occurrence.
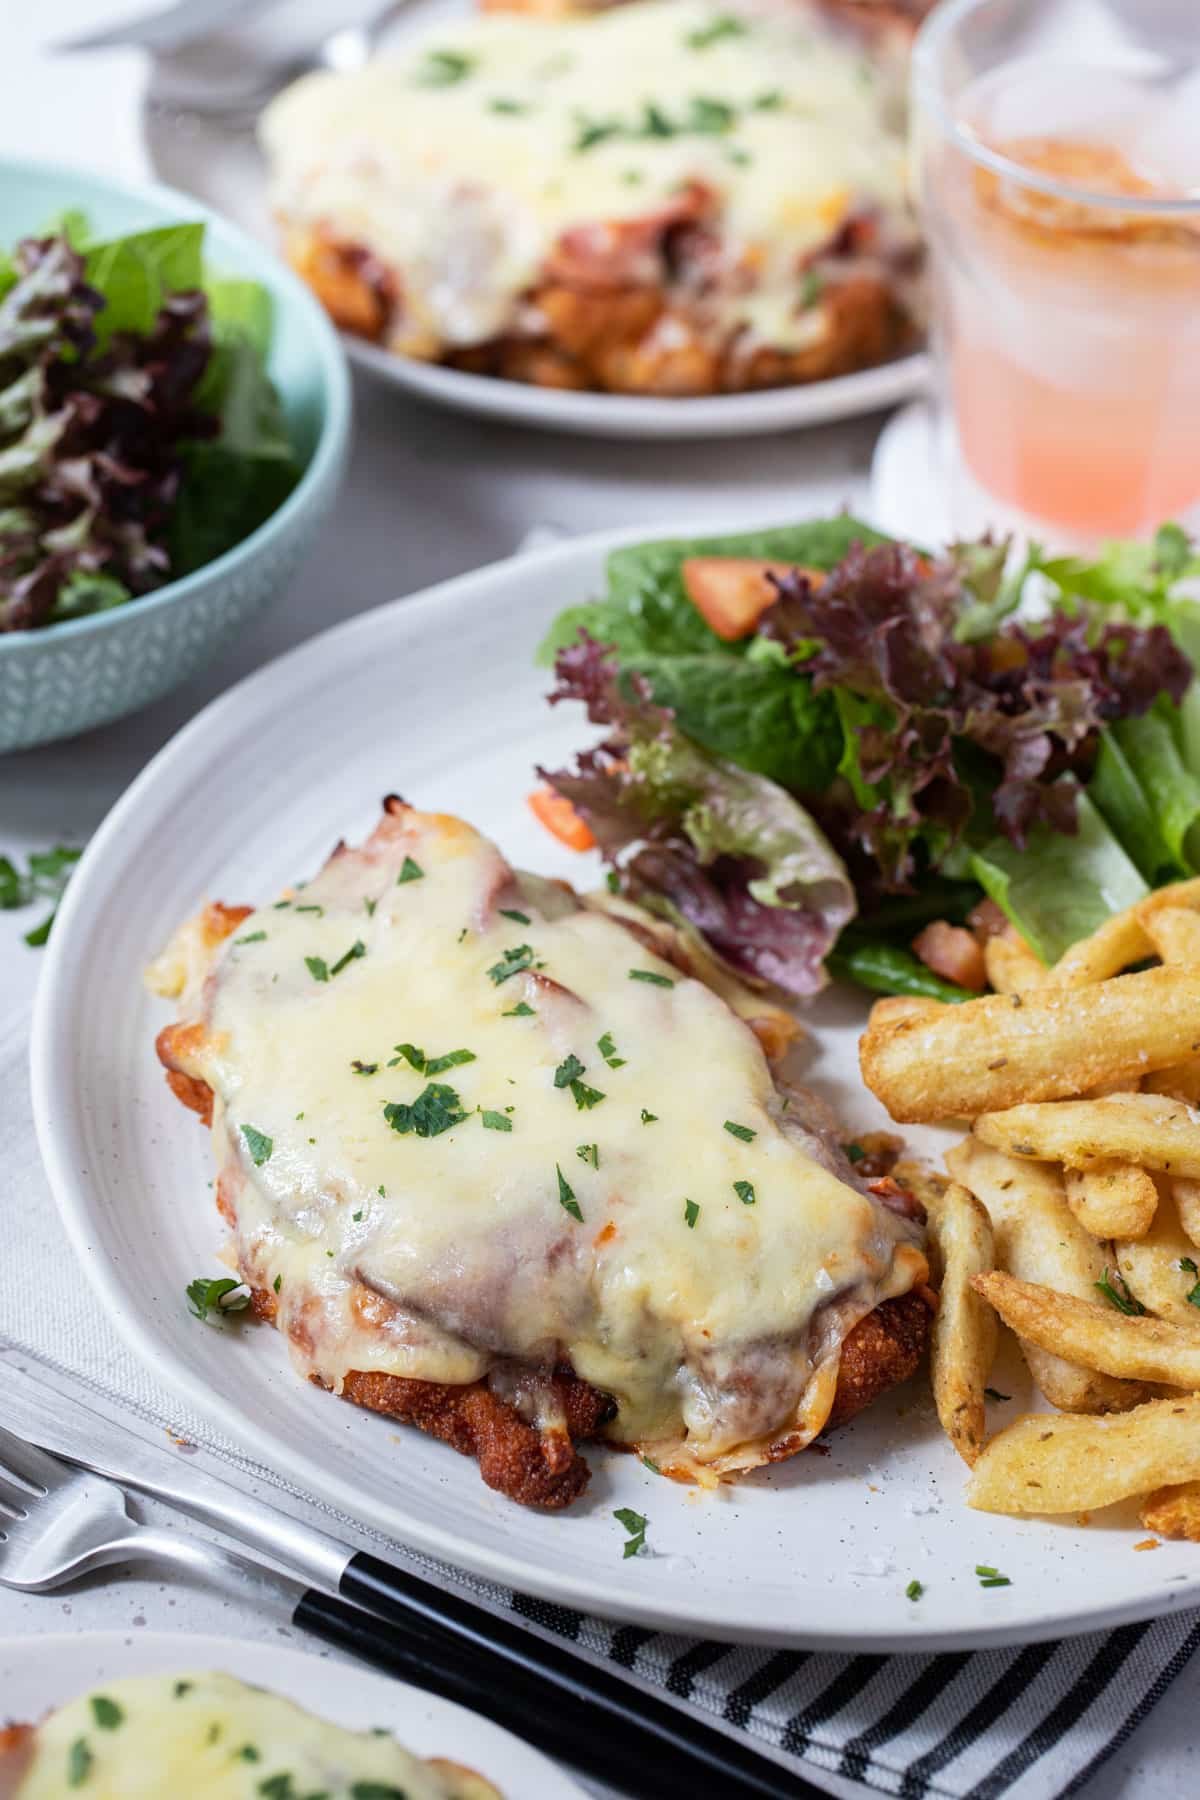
[536,518,1200,998]
[0,217,300,631]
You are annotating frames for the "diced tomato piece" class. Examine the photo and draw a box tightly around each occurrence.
[528,785,596,852]
[680,557,824,641]
[911,921,988,991]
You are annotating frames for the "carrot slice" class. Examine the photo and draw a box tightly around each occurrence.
[681,557,824,641]
[528,785,596,852]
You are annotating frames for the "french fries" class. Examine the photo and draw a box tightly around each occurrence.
[860,966,1200,1123]
[968,1396,1200,1515]
[1045,909,1153,988]
[1064,1162,1158,1240]
[973,1093,1200,1178]
[1144,905,1200,968]
[983,930,1046,996]
[1140,1483,1200,1542]
[926,1183,997,1465]
[1173,1178,1200,1249]
[945,1139,1145,1413]
[1115,1182,1200,1325]
[1144,1062,1200,1106]
[973,1270,1200,1388]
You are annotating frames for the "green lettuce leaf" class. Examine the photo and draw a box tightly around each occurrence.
[970,791,1147,966]
[826,941,974,1003]
[84,223,205,344]
[1110,702,1200,873]
[1088,732,1181,886]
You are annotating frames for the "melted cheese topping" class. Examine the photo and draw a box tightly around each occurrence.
[260,0,913,355]
[165,810,921,1472]
[9,1671,488,1799]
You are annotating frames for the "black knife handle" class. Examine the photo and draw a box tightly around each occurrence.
[330,1552,812,1799]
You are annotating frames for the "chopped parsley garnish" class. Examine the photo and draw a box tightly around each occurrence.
[397,856,425,883]
[733,1180,755,1206]
[629,968,674,987]
[186,1276,250,1322]
[66,1738,92,1786]
[556,1164,583,1222]
[684,1199,700,1229]
[393,1042,426,1071]
[905,1579,924,1601]
[413,48,475,86]
[305,955,329,983]
[383,1084,467,1139]
[641,1455,661,1475]
[364,897,377,917]
[641,1108,658,1124]
[90,1695,123,1729]
[597,1031,626,1068]
[577,1142,599,1169]
[844,1142,867,1164]
[272,900,291,910]
[329,939,366,977]
[235,930,267,945]
[351,1785,411,1800]
[378,1184,385,1196]
[1,843,82,948]
[571,1078,606,1110]
[295,903,323,915]
[240,1124,273,1166]
[686,13,747,47]
[984,1387,1011,1402]
[499,907,531,924]
[273,1273,282,1292]
[554,1053,587,1089]
[800,268,824,309]
[976,1564,1012,1588]
[724,1120,756,1143]
[488,943,534,985]
[753,88,783,110]
[503,1001,535,1017]
[489,97,527,115]
[350,1060,378,1076]
[256,1775,296,1799]
[606,868,622,891]
[1180,1256,1200,1308]
[481,1110,513,1132]
[1095,1268,1147,1315]
[423,1047,476,1077]
[614,1507,647,1558]
[173,1681,192,1698]
[237,1745,261,1762]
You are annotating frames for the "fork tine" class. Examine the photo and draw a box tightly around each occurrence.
[0,1423,67,1495]
[0,1470,34,1521]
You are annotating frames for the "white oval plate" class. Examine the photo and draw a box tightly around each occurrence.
[32,523,1200,1649]
[0,1630,584,1797]
[142,0,928,443]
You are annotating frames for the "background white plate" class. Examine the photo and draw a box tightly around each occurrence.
[142,0,928,441]
[0,1629,585,1797]
[32,524,1200,1650]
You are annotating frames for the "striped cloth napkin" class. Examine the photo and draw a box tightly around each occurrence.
[3,1000,1197,1799]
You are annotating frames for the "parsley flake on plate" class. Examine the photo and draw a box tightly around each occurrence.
[393,1043,426,1071]
[396,856,425,884]
[724,1119,755,1143]
[481,1110,513,1132]
[329,938,366,977]
[488,943,534,984]
[570,1078,605,1110]
[235,930,266,945]
[641,1108,658,1124]
[186,1276,250,1322]
[90,1696,123,1730]
[66,1739,92,1787]
[577,1142,599,1169]
[503,1001,535,1017]
[684,1199,700,1229]
[556,1164,583,1222]
[499,907,531,924]
[597,1030,626,1068]
[383,1084,467,1139]
[614,1507,648,1558]
[424,1047,476,1077]
[905,1579,924,1601]
[240,1124,273,1166]
[1179,1256,1200,1308]
[295,903,323,915]
[733,1180,755,1206]
[413,48,475,86]
[1095,1268,1147,1315]
[629,968,674,988]
[304,955,329,983]
[554,1053,586,1089]
[975,1564,1012,1587]
[350,1059,378,1076]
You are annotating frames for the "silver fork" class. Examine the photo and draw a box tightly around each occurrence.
[0,1423,300,1605]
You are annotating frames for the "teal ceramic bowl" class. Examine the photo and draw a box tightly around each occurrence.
[0,159,351,753]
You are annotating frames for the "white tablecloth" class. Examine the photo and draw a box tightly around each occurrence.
[1,6,1195,1796]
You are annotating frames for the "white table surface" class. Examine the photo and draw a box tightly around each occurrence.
[0,7,1193,1796]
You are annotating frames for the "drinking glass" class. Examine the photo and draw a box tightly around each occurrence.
[912,0,1200,546]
